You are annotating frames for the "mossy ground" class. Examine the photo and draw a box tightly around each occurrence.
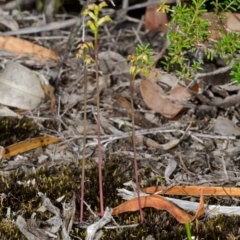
[0,158,239,239]
[0,118,239,239]
[0,116,41,146]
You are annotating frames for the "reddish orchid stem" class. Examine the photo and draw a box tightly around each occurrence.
[130,78,144,222]
[95,39,104,216]
[80,62,88,222]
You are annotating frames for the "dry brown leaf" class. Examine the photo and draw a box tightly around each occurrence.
[144,0,168,31]
[3,136,61,159]
[201,13,240,39]
[142,185,240,197]
[112,190,204,224]
[145,8,240,38]
[144,10,240,38]
[167,85,191,103]
[144,12,240,39]
[226,13,240,31]
[140,77,191,119]
[0,36,59,61]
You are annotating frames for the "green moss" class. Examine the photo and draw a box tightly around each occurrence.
[0,116,57,147]
[0,116,41,146]
[0,221,22,240]
[0,158,239,239]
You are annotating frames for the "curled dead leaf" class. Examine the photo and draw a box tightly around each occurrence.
[112,190,204,224]
[140,77,191,119]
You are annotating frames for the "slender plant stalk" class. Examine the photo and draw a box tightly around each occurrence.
[94,35,104,216]
[81,1,112,217]
[77,14,94,221]
[130,77,144,222]
[127,44,154,223]
[185,222,192,240]
[80,56,88,222]
[77,41,95,221]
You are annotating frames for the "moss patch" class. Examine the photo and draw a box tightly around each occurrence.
[0,158,239,239]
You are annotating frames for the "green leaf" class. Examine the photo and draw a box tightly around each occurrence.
[82,8,89,15]
[86,42,94,49]
[93,5,99,17]
[130,65,137,75]
[88,11,97,22]
[86,20,97,33]
[97,16,112,26]
[99,1,108,10]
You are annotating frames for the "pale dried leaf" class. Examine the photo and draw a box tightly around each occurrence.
[38,192,61,216]
[16,216,43,240]
[98,50,129,75]
[61,226,71,240]
[86,207,112,240]
[27,217,56,239]
[158,73,180,88]
[0,15,18,31]
[100,113,123,135]
[0,105,21,117]
[62,192,76,234]
[0,61,45,110]
[46,216,62,233]
[214,116,240,136]
[164,158,177,182]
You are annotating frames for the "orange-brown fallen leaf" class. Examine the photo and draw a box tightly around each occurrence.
[201,13,240,39]
[140,77,191,119]
[144,11,240,38]
[145,0,168,31]
[226,13,240,31]
[142,185,240,197]
[2,136,61,159]
[0,36,59,61]
[112,190,204,224]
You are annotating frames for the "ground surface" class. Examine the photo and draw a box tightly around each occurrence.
[0,1,240,240]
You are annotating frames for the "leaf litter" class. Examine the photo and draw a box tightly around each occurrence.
[0,1,239,240]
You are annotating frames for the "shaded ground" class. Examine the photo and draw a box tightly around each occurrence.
[0,1,240,239]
